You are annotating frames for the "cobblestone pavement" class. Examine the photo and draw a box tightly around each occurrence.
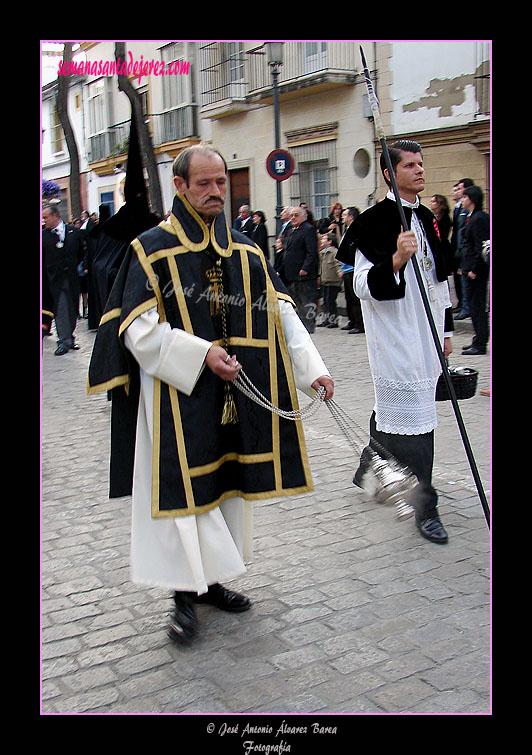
[41,310,491,716]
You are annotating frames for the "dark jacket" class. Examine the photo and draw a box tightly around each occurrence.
[460,210,490,276]
[251,221,269,256]
[238,215,254,238]
[42,223,85,311]
[283,220,319,281]
[450,203,469,260]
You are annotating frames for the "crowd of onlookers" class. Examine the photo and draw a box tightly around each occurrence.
[234,177,489,355]
[44,178,489,363]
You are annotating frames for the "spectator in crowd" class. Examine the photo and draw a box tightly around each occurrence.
[340,206,364,334]
[460,185,490,356]
[251,210,269,256]
[283,206,319,333]
[318,232,343,328]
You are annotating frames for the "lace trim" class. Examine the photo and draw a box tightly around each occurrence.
[374,376,438,435]
[374,375,437,391]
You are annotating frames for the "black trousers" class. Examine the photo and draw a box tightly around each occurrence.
[465,272,489,351]
[343,271,364,330]
[363,411,439,520]
[321,284,341,324]
[287,279,318,334]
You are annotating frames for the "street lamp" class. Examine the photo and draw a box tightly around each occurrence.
[265,42,284,238]
[265,42,284,68]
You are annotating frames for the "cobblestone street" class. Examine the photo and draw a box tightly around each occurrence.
[41,312,491,717]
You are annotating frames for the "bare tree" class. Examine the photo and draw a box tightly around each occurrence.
[114,42,163,216]
[56,42,81,220]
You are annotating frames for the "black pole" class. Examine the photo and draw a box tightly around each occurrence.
[359,46,490,528]
[272,63,283,239]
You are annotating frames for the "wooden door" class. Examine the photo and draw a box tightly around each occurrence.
[229,168,250,226]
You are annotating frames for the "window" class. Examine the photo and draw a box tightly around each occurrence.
[300,161,330,219]
[353,148,371,179]
[87,79,108,161]
[161,42,186,110]
[88,79,106,136]
[198,42,246,106]
[289,140,338,221]
[159,42,196,142]
[99,190,114,217]
[226,42,246,99]
[50,103,64,154]
[303,42,327,74]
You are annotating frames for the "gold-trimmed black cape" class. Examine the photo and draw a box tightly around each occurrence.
[87,193,313,518]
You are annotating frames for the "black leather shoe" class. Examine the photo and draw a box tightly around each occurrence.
[167,591,198,644]
[462,346,486,355]
[349,328,364,334]
[193,583,251,612]
[353,445,374,489]
[54,345,69,355]
[416,517,448,544]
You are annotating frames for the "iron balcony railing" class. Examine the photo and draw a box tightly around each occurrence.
[151,105,198,145]
[247,41,359,94]
[199,41,359,107]
[88,105,198,163]
[88,122,129,163]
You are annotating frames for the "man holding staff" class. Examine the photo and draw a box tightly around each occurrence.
[338,140,454,544]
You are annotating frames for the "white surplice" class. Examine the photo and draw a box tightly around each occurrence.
[123,300,329,595]
[353,193,452,436]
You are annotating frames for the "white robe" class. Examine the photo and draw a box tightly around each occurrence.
[353,194,452,436]
[123,300,328,595]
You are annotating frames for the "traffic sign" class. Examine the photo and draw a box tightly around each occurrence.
[266,149,294,182]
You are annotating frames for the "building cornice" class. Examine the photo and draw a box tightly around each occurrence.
[386,119,490,155]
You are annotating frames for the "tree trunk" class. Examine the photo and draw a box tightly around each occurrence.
[114,43,164,217]
[56,42,81,220]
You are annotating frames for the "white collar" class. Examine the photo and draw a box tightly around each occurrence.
[386,190,419,210]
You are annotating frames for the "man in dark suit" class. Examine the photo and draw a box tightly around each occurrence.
[42,204,85,355]
[236,205,253,237]
[450,178,474,318]
[283,206,319,333]
[459,185,490,355]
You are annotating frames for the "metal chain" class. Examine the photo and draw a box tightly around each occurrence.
[325,398,367,451]
[326,397,400,463]
[233,369,326,421]
[233,368,402,475]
